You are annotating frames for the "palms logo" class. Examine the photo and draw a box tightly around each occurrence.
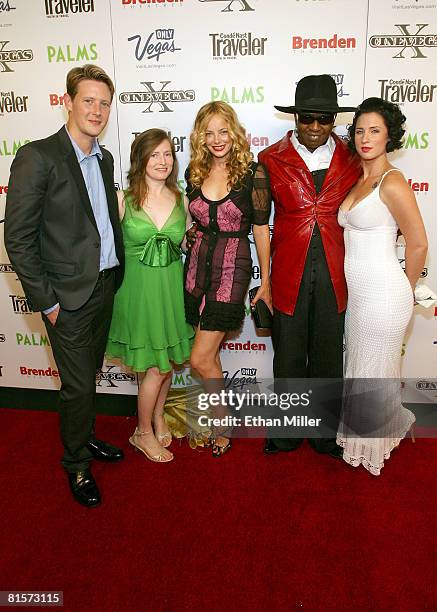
[369,23,437,59]
[199,0,254,12]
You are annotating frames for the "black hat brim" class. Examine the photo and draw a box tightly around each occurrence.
[274,104,357,114]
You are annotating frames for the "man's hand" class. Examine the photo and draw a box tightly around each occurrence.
[47,305,60,326]
[186,222,198,249]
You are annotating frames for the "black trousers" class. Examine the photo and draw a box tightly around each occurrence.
[270,227,344,452]
[43,270,115,472]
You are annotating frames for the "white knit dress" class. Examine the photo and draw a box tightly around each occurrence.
[337,169,415,475]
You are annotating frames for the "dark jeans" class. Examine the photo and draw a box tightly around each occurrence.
[270,228,344,452]
[43,270,115,472]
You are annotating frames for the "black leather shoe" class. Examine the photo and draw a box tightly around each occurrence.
[264,438,281,454]
[328,445,344,460]
[86,438,124,462]
[264,438,303,454]
[66,469,101,508]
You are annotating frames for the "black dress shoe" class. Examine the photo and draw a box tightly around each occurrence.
[264,438,303,454]
[66,469,101,508]
[264,438,281,454]
[86,438,124,462]
[328,445,344,460]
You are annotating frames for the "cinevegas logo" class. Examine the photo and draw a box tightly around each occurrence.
[416,380,437,391]
[0,263,14,272]
[96,365,136,388]
[369,24,437,59]
[119,81,195,113]
[0,41,34,73]
[199,0,254,12]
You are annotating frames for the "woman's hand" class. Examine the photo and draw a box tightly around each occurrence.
[250,282,272,313]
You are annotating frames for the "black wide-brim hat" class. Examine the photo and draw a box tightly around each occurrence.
[275,74,357,114]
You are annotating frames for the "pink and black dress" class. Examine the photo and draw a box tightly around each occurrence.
[184,162,271,331]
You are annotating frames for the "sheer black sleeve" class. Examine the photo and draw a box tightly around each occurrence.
[251,162,271,225]
[184,167,192,197]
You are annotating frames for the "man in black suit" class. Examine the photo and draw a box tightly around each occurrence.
[5,64,125,507]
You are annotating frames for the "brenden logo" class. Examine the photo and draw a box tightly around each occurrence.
[128,29,181,63]
[16,332,50,347]
[0,1,16,13]
[49,93,67,106]
[0,138,30,156]
[211,85,264,103]
[119,81,195,113]
[330,73,350,98]
[369,24,437,59]
[47,43,97,63]
[221,340,266,352]
[45,0,95,17]
[0,41,34,73]
[247,134,269,148]
[122,0,184,6]
[379,78,436,103]
[199,0,254,12]
[96,365,136,388]
[407,178,429,192]
[292,34,356,51]
[0,91,29,115]
[10,294,32,314]
[210,33,267,59]
[20,365,59,377]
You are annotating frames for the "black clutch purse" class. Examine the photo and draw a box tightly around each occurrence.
[248,286,273,329]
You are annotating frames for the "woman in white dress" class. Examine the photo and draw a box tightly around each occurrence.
[337,98,428,475]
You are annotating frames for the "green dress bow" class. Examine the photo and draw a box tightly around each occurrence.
[139,232,181,267]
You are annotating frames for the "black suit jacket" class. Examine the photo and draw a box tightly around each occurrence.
[5,126,124,312]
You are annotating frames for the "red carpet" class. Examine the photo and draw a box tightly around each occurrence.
[0,408,436,611]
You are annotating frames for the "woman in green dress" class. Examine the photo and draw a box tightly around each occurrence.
[106,129,194,462]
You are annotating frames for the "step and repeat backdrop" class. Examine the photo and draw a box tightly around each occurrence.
[0,0,436,403]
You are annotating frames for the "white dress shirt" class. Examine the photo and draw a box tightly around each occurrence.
[291,131,336,172]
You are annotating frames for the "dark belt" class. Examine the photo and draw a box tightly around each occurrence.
[98,267,115,279]
[197,224,246,238]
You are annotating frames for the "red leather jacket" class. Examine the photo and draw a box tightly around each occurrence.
[259,131,361,315]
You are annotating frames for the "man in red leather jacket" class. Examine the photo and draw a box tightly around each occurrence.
[259,74,361,457]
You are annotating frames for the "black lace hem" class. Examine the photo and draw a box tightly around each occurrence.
[184,292,245,332]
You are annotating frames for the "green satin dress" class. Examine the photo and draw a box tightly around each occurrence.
[106,193,194,373]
